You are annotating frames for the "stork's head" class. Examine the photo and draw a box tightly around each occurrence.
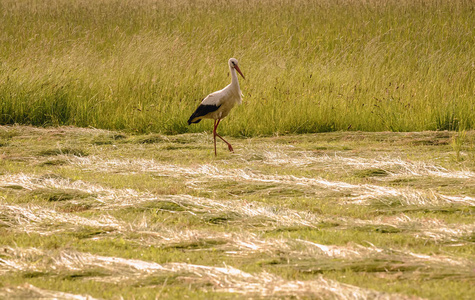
[229,58,245,79]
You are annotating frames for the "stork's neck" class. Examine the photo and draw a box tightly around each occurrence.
[230,66,241,92]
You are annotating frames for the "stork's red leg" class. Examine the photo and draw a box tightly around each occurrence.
[213,119,218,156]
[216,133,234,152]
[214,119,233,152]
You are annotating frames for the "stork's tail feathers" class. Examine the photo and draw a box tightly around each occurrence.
[187,114,201,125]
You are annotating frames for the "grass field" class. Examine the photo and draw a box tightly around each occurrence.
[1,0,474,134]
[1,0,474,298]
[0,125,474,299]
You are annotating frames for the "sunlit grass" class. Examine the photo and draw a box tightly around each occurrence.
[0,0,474,135]
[1,126,474,298]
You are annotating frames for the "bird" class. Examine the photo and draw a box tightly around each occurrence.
[187,58,245,156]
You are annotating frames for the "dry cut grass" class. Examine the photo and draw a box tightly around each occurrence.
[0,125,474,299]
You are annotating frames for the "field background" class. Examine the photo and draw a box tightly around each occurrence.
[0,0,474,135]
[1,0,475,299]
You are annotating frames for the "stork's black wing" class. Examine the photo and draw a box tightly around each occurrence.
[187,103,221,124]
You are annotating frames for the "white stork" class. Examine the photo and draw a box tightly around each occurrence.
[187,58,245,156]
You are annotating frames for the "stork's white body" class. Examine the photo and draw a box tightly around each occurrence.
[187,58,245,156]
[199,78,242,121]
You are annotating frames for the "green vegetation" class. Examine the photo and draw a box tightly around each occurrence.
[1,0,474,297]
[0,0,474,135]
[0,126,474,298]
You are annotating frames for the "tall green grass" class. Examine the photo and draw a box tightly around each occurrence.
[0,0,474,135]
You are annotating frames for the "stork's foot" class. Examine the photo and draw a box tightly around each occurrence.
[228,144,234,152]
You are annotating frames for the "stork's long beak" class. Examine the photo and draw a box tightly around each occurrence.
[235,65,245,79]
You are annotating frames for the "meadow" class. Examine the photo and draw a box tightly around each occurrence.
[1,0,475,299]
[0,0,474,135]
[0,125,474,299]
